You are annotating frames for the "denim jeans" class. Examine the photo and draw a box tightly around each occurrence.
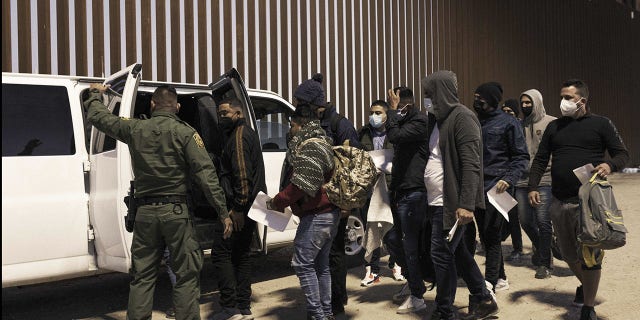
[430,206,490,318]
[384,191,428,298]
[292,210,340,319]
[516,186,553,268]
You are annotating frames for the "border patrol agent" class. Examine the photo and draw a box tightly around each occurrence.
[84,84,233,320]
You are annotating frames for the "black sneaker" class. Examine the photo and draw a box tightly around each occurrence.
[535,266,552,279]
[466,296,498,320]
[506,251,523,262]
[239,308,254,320]
[573,285,584,307]
[580,306,597,320]
[165,307,176,319]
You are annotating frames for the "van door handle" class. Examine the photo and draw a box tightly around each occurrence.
[83,160,91,172]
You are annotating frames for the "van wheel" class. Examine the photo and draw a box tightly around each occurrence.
[344,214,365,256]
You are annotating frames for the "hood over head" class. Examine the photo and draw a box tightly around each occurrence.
[421,70,464,121]
[520,89,546,124]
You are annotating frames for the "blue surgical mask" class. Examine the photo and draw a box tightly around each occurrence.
[369,114,384,128]
[424,98,433,114]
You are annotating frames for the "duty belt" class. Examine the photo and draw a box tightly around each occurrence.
[136,195,187,206]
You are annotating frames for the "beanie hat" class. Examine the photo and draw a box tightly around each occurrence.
[502,98,521,116]
[294,73,326,106]
[475,82,503,108]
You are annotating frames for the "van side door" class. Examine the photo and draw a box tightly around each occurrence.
[1,75,93,287]
[88,64,142,273]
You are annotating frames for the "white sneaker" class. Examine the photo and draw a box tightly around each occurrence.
[485,280,497,302]
[397,295,426,314]
[360,266,381,287]
[392,263,406,281]
[392,283,411,303]
[494,278,509,292]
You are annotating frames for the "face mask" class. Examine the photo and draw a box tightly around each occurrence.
[560,99,581,118]
[424,98,433,114]
[522,106,533,118]
[369,114,384,128]
[397,104,409,118]
[473,100,489,115]
[218,117,236,132]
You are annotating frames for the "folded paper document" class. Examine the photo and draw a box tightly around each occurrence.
[248,192,293,232]
[487,185,517,222]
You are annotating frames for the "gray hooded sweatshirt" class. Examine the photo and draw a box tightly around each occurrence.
[516,89,556,188]
[422,71,485,229]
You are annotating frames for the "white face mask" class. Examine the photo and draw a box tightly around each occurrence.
[560,98,581,118]
[369,114,384,128]
[424,98,433,114]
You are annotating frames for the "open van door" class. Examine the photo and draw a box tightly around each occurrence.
[88,64,142,273]
[208,69,266,252]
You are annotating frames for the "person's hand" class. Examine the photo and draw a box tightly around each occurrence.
[89,83,110,93]
[229,210,245,232]
[529,191,541,207]
[387,88,400,110]
[495,180,510,193]
[593,163,612,179]
[456,208,475,225]
[222,217,233,239]
[266,197,284,213]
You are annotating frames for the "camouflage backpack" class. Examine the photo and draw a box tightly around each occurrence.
[324,144,378,210]
[578,173,627,250]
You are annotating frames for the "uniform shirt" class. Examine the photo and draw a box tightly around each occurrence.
[83,90,229,220]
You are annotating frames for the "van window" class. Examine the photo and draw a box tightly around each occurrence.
[2,84,76,156]
[251,97,292,151]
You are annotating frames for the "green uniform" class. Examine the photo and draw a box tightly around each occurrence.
[84,90,229,320]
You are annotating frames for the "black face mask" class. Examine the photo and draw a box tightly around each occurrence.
[218,117,236,132]
[522,106,533,118]
[473,100,489,115]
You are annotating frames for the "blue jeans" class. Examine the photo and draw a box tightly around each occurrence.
[384,191,428,298]
[430,206,490,318]
[516,186,553,268]
[292,210,340,319]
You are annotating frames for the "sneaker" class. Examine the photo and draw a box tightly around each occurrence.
[535,266,552,279]
[494,278,509,292]
[573,285,585,307]
[239,308,254,320]
[211,308,244,320]
[165,306,176,319]
[397,295,427,314]
[485,280,497,301]
[360,266,381,286]
[580,306,597,320]
[392,263,406,281]
[392,283,411,303]
[466,295,499,320]
[506,251,523,262]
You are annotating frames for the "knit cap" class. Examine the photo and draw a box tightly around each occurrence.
[294,73,326,106]
[475,82,503,108]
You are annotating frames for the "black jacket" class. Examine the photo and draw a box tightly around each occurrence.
[386,108,434,193]
[219,119,267,213]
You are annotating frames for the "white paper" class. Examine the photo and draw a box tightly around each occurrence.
[446,219,459,242]
[248,192,293,232]
[486,185,518,222]
[369,149,393,174]
[366,174,394,224]
[573,163,595,185]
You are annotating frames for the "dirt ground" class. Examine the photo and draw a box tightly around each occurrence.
[2,174,639,320]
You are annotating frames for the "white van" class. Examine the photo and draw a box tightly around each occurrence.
[1,64,365,288]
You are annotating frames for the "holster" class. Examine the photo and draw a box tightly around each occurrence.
[123,181,137,233]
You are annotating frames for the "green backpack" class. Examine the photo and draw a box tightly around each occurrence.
[578,173,627,250]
